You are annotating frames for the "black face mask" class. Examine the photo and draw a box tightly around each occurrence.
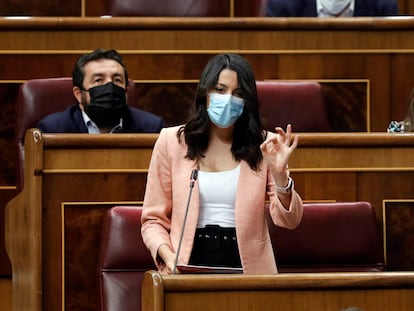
[84,82,127,128]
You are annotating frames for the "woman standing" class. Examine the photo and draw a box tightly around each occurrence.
[141,53,303,274]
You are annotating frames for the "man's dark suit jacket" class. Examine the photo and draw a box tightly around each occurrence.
[266,0,399,17]
[36,104,164,133]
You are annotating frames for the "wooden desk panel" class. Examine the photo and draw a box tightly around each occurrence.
[293,133,414,230]
[0,187,15,276]
[0,53,401,128]
[2,18,414,131]
[5,131,414,311]
[3,17,414,50]
[5,130,158,311]
[383,200,414,270]
[142,271,414,311]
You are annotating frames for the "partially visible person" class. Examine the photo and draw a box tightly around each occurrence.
[141,53,303,275]
[388,87,414,132]
[36,48,164,133]
[265,0,399,17]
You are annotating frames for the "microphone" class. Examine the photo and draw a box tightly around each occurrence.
[173,169,198,274]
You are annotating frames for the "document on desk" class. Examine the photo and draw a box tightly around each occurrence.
[176,264,243,274]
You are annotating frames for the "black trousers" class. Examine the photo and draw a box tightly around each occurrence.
[188,225,242,268]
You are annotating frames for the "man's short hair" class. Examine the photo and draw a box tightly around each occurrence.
[72,48,129,89]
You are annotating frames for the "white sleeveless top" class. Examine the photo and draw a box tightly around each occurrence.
[197,164,240,228]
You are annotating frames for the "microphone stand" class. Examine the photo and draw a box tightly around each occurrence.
[173,169,198,274]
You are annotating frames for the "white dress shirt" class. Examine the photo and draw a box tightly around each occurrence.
[81,110,123,133]
[317,0,355,17]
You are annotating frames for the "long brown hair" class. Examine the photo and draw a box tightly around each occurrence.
[178,53,266,171]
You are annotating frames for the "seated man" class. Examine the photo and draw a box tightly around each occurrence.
[37,48,164,133]
[265,0,399,17]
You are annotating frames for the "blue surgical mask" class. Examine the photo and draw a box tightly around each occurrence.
[207,93,245,128]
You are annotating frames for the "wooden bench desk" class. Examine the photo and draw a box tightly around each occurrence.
[5,130,414,311]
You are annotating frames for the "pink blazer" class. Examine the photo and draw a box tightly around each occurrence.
[141,126,303,274]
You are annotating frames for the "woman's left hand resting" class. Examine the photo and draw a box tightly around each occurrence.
[260,124,298,190]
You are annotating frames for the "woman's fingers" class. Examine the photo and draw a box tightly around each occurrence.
[273,124,296,148]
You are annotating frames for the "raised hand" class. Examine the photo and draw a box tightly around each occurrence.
[260,124,298,188]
